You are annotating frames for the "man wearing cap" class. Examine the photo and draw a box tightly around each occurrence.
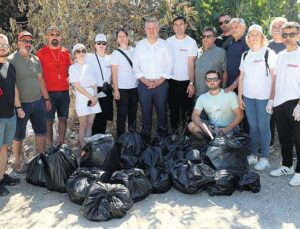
[86,33,113,134]
[215,13,232,50]
[166,16,197,136]
[7,31,51,173]
[36,26,72,147]
[133,18,173,141]
[0,34,25,196]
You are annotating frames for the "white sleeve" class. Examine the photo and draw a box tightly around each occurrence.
[69,65,79,83]
[133,41,144,79]
[188,39,198,57]
[161,42,173,79]
[110,50,119,66]
[239,53,245,72]
[268,49,277,70]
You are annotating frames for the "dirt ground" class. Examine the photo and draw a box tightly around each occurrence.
[0,123,299,229]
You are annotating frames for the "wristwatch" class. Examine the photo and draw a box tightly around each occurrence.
[189,81,194,85]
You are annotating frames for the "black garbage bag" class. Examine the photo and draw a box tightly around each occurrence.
[152,128,175,156]
[45,144,78,192]
[206,170,240,196]
[26,154,48,187]
[66,167,111,205]
[237,172,260,193]
[110,168,152,202]
[80,134,119,172]
[139,145,172,193]
[116,130,144,169]
[205,134,249,176]
[170,161,215,194]
[80,181,133,221]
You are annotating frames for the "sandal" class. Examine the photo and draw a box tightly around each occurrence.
[13,163,27,174]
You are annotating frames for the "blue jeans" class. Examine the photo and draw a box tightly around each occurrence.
[0,115,16,147]
[244,96,271,158]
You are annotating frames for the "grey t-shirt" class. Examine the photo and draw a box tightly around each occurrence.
[268,40,285,54]
[7,51,42,103]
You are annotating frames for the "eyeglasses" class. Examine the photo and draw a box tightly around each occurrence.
[96,41,107,46]
[49,33,60,37]
[19,39,35,45]
[75,49,87,54]
[206,77,219,82]
[0,44,9,49]
[219,20,230,26]
[282,32,299,38]
[202,35,214,39]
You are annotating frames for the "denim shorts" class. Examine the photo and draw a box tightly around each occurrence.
[0,115,16,147]
[14,98,47,141]
[47,91,70,120]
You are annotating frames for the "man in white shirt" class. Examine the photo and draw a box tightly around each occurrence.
[133,18,173,141]
[167,16,197,135]
[268,22,300,186]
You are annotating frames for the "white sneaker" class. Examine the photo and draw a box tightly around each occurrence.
[269,145,275,153]
[247,155,258,165]
[289,173,300,186]
[254,158,270,171]
[269,166,295,177]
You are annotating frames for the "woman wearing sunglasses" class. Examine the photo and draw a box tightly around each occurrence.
[86,34,113,135]
[238,24,277,170]
[111,29,138,137]
[69,43,101,146]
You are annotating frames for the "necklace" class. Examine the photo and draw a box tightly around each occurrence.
[49,46,61,79]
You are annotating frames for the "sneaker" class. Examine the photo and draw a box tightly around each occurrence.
[269,166,295,177]
[2,174,20,186]
[269,145,275,153]
[254,158,270,171]
[0,185,9,196]
[247,155,258,165]
[289,173,300,186]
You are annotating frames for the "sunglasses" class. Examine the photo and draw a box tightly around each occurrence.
[202,35,214,39]
[96,41,107,46]
[19,39,35,45]
[219,20,230,26]
[0,44,9,49]
[206,77,219,82]
[282,32,299,38]
[75,49,87,54]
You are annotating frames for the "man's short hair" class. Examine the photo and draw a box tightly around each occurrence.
[205,70,221,80]
[219,13,231,20]
[145,18,160,29]
[230,18,246,27]
[202,26,217,37]
[269,17,288,35]
[0,34,9,44]
[173,16,186,24]
[282,21,300,32]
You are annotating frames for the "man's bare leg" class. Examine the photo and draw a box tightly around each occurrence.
[58,118,67,145]
[46,120,54,146]
[35,135,46,154]
[12,139,23,169]
[0,145,8,179]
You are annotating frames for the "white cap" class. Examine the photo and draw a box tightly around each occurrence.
[95,34,107,42]
[72,43,86,55]
[248,24,263,34]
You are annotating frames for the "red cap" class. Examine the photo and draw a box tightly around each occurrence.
[18,31,33,40]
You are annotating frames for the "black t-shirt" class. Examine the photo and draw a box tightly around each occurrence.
[0,63,16,118]
[215,34,232,50]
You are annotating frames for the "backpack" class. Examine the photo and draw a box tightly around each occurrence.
[242,48,270,76]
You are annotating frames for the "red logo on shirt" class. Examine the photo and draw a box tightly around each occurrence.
[254,60,264,63]
[0,87,3,97]
[287,64,299,68]
[179,48,188,52]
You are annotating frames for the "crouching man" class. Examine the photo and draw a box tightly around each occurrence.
[188,70,243,144]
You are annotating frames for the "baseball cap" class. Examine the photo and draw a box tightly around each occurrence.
[95,34,107,42]
[72,43,86,55]
[46,26,60,34]
[248,24,263,34]
[18,31,33,40]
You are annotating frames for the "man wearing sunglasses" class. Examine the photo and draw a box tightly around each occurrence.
[269,22,300,186]
[36,26,72,148]
[188,70,243,144]
[7,31,51,173]
[215,13,232,50]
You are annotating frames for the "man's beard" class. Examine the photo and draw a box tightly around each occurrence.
[0,52,9,57]
[51,39,59,47]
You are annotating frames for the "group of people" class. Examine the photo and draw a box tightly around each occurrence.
[0,15,299,196]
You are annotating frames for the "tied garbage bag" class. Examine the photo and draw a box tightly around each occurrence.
[206,170,239,196]
[45,144,78,192]
[80,134,119,172]
[66,167,111,205]
[139,145,171,193]
[26,154,48,187]
[170,161,215,194]
[80,181,133,221]
[205,134,249,176]
[116,130,143,169]
[110,168,152,202]
[237,172,260,193]
[151,128,175,156]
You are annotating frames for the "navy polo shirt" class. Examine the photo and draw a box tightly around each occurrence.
[226,35,249,86]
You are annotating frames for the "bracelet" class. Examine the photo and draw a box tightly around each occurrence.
[15,106,22,110]
[44,98,50,102]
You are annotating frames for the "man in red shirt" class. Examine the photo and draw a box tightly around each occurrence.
[36,26,71,147]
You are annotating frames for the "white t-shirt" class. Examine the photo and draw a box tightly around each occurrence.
[86,53,111,87]
[273,47,300,107]
[239,47,276,100]
[167,35,198,81]
[110,47,137,89]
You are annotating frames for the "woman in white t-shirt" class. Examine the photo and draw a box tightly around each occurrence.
[111,29,138,137]
[69,43,101,146]
[238,24,276,171]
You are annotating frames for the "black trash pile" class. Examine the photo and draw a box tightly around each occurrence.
[26,131,260,222]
